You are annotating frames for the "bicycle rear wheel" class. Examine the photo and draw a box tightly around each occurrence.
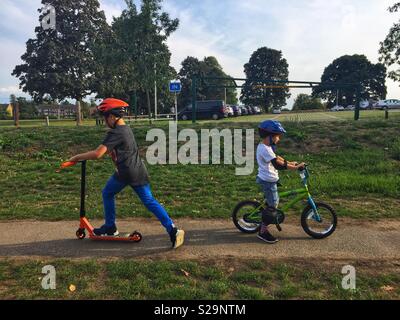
[301,202,337,239]
[232,201,262,234]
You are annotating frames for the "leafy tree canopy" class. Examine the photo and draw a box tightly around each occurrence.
[240,47,290,112]
[292,94,325,111]
[178,56,238,109]
[12,0,110,102]
[95,0,179,116]
[313,54,387,106]
[379,3,400,82]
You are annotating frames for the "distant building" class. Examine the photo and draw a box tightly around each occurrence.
[0,104,13,117]
[36,104,76,118]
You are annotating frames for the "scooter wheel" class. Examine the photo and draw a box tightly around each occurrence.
[130,231,142,243]
[76,229,86,240]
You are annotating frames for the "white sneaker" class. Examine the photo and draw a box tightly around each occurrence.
[170,228,185,249]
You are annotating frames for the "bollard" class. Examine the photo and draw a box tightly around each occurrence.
[45,116,50,126]
[385,110,389,120]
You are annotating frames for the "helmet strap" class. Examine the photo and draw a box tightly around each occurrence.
[269,136,277,152]
[112,117,122,129]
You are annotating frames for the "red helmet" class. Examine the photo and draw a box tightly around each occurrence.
[97,98,129,115]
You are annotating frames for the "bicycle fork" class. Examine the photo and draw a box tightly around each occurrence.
[308,196,322,223]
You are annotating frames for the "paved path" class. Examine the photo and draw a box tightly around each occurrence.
[0,218,399,261]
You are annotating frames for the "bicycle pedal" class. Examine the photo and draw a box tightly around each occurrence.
[276,224,282,232]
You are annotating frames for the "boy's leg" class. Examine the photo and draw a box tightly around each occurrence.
[256,179,279,243]
[102,174,128,228]
[132,184,174,233]
[132,184,184,248]
[262,188,280,227]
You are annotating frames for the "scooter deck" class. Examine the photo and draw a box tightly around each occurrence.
[89,233,142,242]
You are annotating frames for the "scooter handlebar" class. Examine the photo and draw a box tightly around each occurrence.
[60,161,78,169]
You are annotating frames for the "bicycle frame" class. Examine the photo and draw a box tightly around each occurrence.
[245,167,321,222]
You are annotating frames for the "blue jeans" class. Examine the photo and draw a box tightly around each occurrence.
[256,177,280,208]
[102,174,174,234]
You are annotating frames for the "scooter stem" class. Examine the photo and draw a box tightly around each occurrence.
[80,160,87,218]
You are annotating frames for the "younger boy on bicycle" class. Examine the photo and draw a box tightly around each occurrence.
[257,120,305,244]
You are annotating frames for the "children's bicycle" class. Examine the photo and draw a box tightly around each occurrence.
[232,166,337,239]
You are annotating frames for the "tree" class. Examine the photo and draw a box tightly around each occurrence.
[137,0,179,120]
[12,0,109,126]
[178,56,238,109]
[178,56,205,108]
[15,97,39,119]
[379,3,400,82]
[241,47,290,112]
[96,0,179,120]
[292,94,325,111]
[313,55,387,106]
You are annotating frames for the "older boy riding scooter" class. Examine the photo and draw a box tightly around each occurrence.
[66,98,185,249]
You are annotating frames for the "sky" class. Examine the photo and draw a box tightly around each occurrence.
[0,0,399,107]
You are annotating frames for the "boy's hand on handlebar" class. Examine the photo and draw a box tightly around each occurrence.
[296,162,307,170]
[67,155,79,163]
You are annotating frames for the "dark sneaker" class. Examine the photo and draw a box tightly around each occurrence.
[93,225,119,237]
[257,230,279,244]
[169,227,185,249]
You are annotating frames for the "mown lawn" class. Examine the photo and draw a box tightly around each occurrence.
[0,117,399,221]
[0,258,398,300]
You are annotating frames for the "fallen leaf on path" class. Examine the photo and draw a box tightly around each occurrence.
[381,286,395,292]
[180,269,190,277]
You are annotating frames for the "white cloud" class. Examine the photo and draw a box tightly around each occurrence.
[0,0,399,105]
[164,0,400,106]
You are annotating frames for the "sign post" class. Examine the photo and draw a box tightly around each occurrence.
[169,80,181,122]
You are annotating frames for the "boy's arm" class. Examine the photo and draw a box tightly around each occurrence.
[274,157,305,171]
[68,145,108,162]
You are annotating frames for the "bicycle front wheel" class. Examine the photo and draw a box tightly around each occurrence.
[232,201,262,234]
[301,202,337,239]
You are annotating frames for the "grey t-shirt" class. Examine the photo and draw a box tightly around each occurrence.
[102,125,149,186]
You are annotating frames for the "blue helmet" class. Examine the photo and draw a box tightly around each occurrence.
[258,120,286,135]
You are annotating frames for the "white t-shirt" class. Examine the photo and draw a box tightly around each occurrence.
[257,143,279,182]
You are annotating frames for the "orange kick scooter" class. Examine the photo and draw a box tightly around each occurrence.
[60,160,142,243]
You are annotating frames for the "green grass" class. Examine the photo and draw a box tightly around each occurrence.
[0,258,398,300]
[0,117,399,220]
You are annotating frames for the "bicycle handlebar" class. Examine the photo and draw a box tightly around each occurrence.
[298,164,308,172]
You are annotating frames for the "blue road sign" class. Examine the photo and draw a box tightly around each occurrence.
[169,81,181,93]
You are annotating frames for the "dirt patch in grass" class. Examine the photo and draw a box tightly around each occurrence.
[329,197,400,219]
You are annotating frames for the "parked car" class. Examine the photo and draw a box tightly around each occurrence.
[226,105,234,117]
[246,106,254,115]
[231,105,241,117]
[331,105,345,112]
[376,99,400,110]
[253,106,262,114]
[345,105,355,111]
[360,100,374,110]
[179,100,228,121]
[239,106,248,115]
[272,109,281,114]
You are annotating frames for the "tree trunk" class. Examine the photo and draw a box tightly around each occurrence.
[13,103,20,128]
[76,99,82,126]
